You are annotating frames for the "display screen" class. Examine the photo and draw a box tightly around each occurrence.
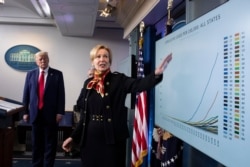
[155,1,250,166]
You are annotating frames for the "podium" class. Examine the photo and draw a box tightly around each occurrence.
[0,97,25,167]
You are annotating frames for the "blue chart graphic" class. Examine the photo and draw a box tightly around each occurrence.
[169,53,219,134]
[155,1,250,167]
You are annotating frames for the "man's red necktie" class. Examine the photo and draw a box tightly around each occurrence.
[38,71,45,109]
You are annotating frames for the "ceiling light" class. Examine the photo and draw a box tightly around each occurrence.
[31,0,52,18]
[0,0,5,5]
[99,2,116,17]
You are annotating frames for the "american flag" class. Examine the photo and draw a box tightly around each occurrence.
[131,35,148,167]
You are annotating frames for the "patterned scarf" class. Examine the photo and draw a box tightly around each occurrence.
[86,69,110,97]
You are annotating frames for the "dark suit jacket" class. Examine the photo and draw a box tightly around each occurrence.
[71,71,162,145]
[22,67,65,124]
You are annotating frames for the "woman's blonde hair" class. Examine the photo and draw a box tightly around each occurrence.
[90,44,112,65]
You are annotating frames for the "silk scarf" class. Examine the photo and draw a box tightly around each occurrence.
[86,69,110,97]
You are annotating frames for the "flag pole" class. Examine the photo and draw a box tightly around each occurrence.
[131,21,148,167]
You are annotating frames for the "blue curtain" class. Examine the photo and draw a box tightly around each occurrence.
[142,26,157,167]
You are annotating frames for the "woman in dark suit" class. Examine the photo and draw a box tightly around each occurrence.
[22,51,65,167]
[62,44,172,167]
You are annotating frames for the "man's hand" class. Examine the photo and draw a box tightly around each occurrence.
[23,114,29,122]
[56,114,63,123]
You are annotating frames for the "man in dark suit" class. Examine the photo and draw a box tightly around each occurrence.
[22,51,65,167]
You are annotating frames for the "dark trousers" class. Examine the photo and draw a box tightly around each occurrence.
[32,114,58,167]
[80,139,126,167]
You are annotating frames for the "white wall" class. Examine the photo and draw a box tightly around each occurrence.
[0,25,129,110]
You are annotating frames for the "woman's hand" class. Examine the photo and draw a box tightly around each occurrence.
[155,53,172,75]
[62,137,73,152]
